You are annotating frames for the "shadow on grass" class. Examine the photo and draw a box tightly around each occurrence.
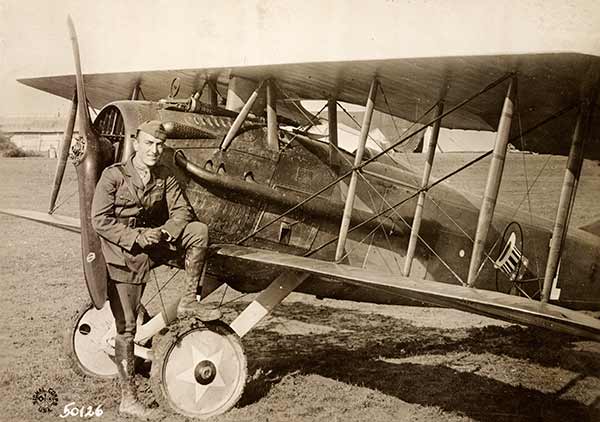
[232,301,599,422]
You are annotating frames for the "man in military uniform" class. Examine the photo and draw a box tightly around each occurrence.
[92,120,220,419]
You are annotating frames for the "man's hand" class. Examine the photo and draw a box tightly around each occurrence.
[136,228,163,248]
[160,229,175,243]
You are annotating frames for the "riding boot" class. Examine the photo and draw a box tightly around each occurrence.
[176,246,222,321]
[114,334,159,420]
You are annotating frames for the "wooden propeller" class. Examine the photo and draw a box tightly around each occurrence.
[67,16,112,309]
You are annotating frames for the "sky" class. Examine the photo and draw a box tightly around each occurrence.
[1,0,599,149]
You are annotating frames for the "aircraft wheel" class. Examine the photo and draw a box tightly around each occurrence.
[150,318,247,419]
[64,300,148,378]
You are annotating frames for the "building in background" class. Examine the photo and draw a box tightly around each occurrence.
[0,115,77,156]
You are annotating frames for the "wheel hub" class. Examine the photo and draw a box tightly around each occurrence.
[194,360,216,385]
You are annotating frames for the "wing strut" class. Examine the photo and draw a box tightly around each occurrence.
[48,89,77,214]
[266,79,279,151]
[130,83,140,100]
[230,272,309,337]
[467,77,517,286]
[542,87,598,301]
[220,81,263,151]
[327,99,339,167]
[208,77,219,107]
[403,98,445,276]
[335,78,379,261]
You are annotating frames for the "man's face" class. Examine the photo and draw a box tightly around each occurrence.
[133,131,164,167]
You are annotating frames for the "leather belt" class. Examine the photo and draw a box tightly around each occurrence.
[117,216,149,228]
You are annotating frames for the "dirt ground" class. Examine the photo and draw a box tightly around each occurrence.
[1,156,599,422]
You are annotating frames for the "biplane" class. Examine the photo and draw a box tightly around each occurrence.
[1,18,599,419]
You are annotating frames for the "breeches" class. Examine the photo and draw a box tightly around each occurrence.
[108,280,145,336]
[174,221,208,249]
[108,221,208,335]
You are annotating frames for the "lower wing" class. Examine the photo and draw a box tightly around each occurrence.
[215,244,600,341]
[4,209,597,341]
[0,209,81,233]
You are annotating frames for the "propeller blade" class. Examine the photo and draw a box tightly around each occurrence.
[67,16,110,309]
[48,90,77,213]
[67,16,92,130]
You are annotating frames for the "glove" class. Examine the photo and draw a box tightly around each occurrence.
[136,228,163,248]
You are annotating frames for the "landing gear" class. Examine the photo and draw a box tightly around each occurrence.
[66,301,248,418]
[150,318,247,419]
[64,301,147,378]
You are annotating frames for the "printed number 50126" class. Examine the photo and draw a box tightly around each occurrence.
[59,402,103,418]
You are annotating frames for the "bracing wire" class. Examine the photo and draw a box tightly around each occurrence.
[336,97,435,174]
[151,269,168,318]
[218,291,251,308]
[236,74,513,245]
[355,170,467,285]
[426,195,503,268]
[361,233,376,269]
[49,189,79,214]
[273,80,323,128]
[312,135,404,271]
[207,78,226,102]
[337,222,384,266]
[344,73,513,171]
[280,102,328,153]
[378,82,437,171]
[335,101,402,166]
[514,96,541,276]
[364,185,404,273]
[304,149,496,258]
[142,268,181,309]
[138,85,147,101]
[315,132,467,283]
[218,284,229,308]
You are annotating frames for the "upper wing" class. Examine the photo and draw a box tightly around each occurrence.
[215,244,600,341]
[0,209,81,233]
[19,53,600,158]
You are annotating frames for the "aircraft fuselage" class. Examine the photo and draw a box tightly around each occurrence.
[95,101,600,311]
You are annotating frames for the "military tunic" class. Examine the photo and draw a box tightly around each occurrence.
[92,156,196,283]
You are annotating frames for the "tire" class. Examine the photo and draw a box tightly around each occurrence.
[64,300,149,379]
[150,318,247,419]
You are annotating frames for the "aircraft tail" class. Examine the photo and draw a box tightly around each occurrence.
[579,215,600,238]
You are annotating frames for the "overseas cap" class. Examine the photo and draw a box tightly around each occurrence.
[137,120,167,141]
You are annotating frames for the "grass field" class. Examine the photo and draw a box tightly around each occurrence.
[0,155,599,421]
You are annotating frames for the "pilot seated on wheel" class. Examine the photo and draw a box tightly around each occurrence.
[91,120,221,420]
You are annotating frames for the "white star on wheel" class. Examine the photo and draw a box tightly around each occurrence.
[175,345,225,403]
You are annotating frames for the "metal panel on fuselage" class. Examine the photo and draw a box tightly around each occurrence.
[251,137,335,252]
[166,127,276,244]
